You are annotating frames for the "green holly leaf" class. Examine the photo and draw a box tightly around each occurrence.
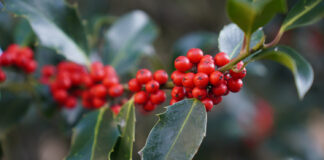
[227,0,286,35]
[111,99,136,160]
[218,23,265,58]
[66,107,120,160]
[4,0,90,65]
[140,99,207,160]
[281,0,324,32]
[14,19,35,46]
[103,10,158,75]
[251,46,314,99]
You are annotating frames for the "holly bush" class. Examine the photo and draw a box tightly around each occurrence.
[0,0,323,159]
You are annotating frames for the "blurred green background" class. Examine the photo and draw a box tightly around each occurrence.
[0,0,323,159]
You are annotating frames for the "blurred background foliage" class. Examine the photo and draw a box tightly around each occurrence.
[0,0,323,159]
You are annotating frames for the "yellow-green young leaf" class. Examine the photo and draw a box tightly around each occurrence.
[218,23,265,58]
[104,10,158,75]
[4,0,89,65]
[111,99,136,160]
[140,99,207,160]
[227,0,286,35]
[251,46,314,99]
[66,107,120,160]
[281,0,324,32]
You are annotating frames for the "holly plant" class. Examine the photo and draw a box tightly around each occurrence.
[0,0,323,159]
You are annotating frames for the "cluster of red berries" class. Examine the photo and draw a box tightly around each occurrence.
[41,61,124,112]
[170,48,246,111]
[128,69,168,112]
[0,44,37,83]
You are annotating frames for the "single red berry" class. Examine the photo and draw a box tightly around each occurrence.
[187,48,204,63]
[70,72,82,85]
[15,56,29,68]
[92,97,106,108]
[24,60,37,74]
[209,93,222,105]
[193,72,209,88]
[82,98,92,109]
[103,76,119,88]
[6,44,20,53]
[174,56,192,72]
[90,84,107,98]
[192,87,207,100]
[145,80,160,93]
[182,72,195,88]
[224,73,231,81]
[214,52,230,67]
[227,78,243,92]
[136,69,153,84]
[170,98,178,105]
[230,61,247,79]
[111,105,121,115]
[103,65,117,77]
[212,83,228,96]
[197,61,215,75]
[210,71,224,86]
[41,65,56,77]
[153,70,168,84]
[143,101,156,112]
[108,84,124,97]
[134,91,148,104]
[185,87,193,98]
[171,70,185,86]
[150,90,166,104]
[128,78,142,92]
[0,69,6,83]
[0,53,15,66]
[56,72,72,89]
[19,47,34,59]
[171,86,185,101]
[200,55,214,62]
[82,74,93,87]
[202,98,214,111]
[90,62,105,81]
[64,96,77,109]
[53,89,68,103]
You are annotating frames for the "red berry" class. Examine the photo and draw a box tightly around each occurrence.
[19,47,33,59]
[103,76,119,88]
[24,60,37,74]
[182,72,195,88]
[200,55,214,62]
[70,72,82,85]
[145,80,160,93]
[136,69,152,84]
[153,70,168,84]
[224,73,231,81]
[192,87,207,100]
[187,48,204,63]
[197,61,215,75]
[92,97,106,108]
[41,65,56,77]
[209,93,222,105]
[212,83,228,96]
[134,91,148,104]
[64,96,77,109]
[174,56,192,72]
[111,105,121,115]
[170,98,178,105]
[0,69,6,83]
[214,52,230,67]
[143,101,156,112]
[15,56,29,68]
[108,84,124,97]
[90,62,105,81]
[230,61,246,79]
[227,78,243,92]
[103,65,117,77]
[53,89,68,103]
[210,71,224,86]
[0,53,15,66]
[171,70,184,86]
[150,90,166,104]
[90,84,107,98]
[56,72,72,89]
[193,72,209,88]
[6,44,20,53]
[171,86,185,101]
[202,98,214,111]
[128,78,142,92]
[185,87,193,98]
[82,74,93,87]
